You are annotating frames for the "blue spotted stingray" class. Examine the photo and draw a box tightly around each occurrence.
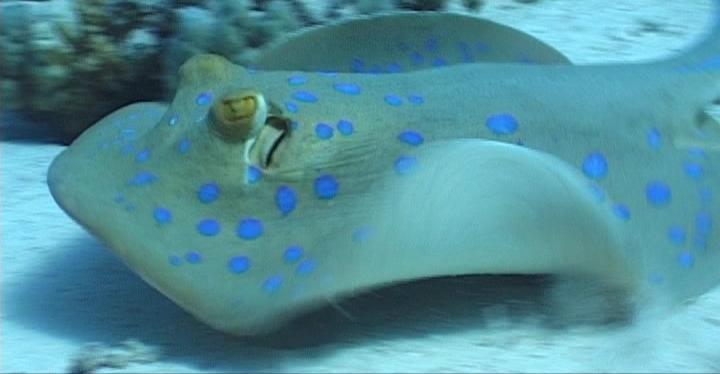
[48,12,720,335]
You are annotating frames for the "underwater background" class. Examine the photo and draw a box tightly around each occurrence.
[2,0,720,372]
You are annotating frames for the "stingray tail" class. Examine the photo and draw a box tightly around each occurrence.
[649,1,720,152]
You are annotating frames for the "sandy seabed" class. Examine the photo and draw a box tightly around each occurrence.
[3,0,720,372]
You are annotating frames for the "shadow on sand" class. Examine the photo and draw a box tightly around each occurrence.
[7,233,627,372]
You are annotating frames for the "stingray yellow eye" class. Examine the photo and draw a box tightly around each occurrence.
[209,90,267,142]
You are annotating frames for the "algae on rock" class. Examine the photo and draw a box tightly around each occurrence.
[2,0,173,143]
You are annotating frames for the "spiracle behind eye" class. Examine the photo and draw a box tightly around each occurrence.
[252,114,291,169]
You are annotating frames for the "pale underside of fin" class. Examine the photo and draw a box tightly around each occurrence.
[254,12,572,73]
[364,140,638,289]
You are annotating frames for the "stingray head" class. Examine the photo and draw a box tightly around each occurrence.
[47,55,317,334]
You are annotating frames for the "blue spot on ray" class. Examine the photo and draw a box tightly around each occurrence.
[678,251,695,268]
[486,114,519,135]
[337,120,354,135]
[333,83,362,95]
[315,123,334,139]
[684,161,704,180]
[197,219,221,236]
[285,101,299,113]
[198,183,221,203]
[263,275,284,293]
[196,91,213,106]
[647,127,662,149]
[228,256,251,274]
[314,175,339,199]
[178,138,191,154]
[153,207,172,224]
[135,148,152,163]
[696,211,712,235]
[384,95,403,106]
[646,181,672,206]
[432,57,448,67]
[185,251,202,264]
[236,218,264,240]
[408,95,425,105]
[287,75,307,85]
[168,115,179,127]
[284,245,304,263]
[130,171,157,186]
[612,203,631,221]
[292,91,318,103]
[276,185,298,215]
[296,259,317,276]
[394,155,419,175]
[247,165,263,184]
[387,63,402,73]
[582,152,609,180]
[351,57,365,72]
[398,130,424,146]
[668,226,687,246]
[352,226,374,243]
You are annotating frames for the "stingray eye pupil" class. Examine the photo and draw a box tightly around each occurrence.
[222,96,256,120]
[225,96,256,119]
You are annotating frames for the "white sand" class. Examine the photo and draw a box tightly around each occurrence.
[3,1,720,372]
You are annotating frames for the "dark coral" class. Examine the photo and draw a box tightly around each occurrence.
[396,0,448,11]
[24,0,176,143]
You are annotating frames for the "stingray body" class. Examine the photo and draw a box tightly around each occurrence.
[48,12,720,335]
